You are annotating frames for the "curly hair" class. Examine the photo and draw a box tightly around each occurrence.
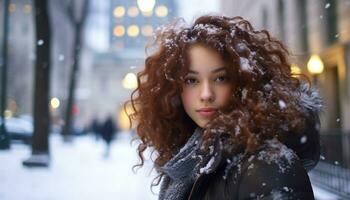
[126,15,309,176]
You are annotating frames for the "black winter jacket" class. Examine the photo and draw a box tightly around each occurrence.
[187,140,315,200]
[159,84,321,200]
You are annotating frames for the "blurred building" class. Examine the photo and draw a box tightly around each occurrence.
[220,0,350,197]
[0,0,34,116]
[78,0,176,129]
[220,0,350,133]
[0,0,178,132]
[109,0,175,51]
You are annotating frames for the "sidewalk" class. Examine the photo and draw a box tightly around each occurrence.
[0,132,158,200]
[0,132,341,200]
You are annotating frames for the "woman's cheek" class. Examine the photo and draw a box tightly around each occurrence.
[220,86,233,105]
[181,89,194,110]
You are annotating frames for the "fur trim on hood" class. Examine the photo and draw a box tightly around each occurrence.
[298,82,323,115]
[284,82,323,172]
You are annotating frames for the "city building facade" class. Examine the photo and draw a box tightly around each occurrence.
[220,1,350,196]
[0,0,34,116]
[220,0,350,133]
[78,0,177,129]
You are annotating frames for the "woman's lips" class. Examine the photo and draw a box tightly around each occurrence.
[196,108,217,117]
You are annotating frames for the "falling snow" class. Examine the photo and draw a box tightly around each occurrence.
[300,135,307,144]
[193,24,222,35]
[278,100,287,109]
[283,186,292,192]
[240,57,253,72]
[235,42,248,53]
[264,84,272,92]
[199,156,215,174]
[257,138,295,173]
[241,88,248,100]
[58,54,65,61]
[37,40,44,46]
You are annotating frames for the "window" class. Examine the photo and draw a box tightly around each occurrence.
[262,7,268,29]
[324,0,338,44]
[297,0,309,52]
[277,0,285,41]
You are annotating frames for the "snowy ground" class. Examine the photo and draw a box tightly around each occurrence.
[0,132,158,200]
[0,132,341,200]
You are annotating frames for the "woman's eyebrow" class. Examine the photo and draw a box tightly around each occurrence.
[187,70,198,74]
[187,67,226,74]
[211,67,226,73]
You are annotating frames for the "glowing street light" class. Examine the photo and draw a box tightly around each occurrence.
[4,110,12,118]
[113,6,125,18]
[307,54,324,75]
[290,64,301,77]
[113,25,125,37]
[118,103,135,131]
[127,25,139,37]
[137,0,156,13]
[50,97,60,109]
[307,54,324,84]
[155,5,168,17]
[122,73,138,89]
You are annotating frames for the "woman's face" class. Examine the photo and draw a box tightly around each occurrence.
[181,45,233,128]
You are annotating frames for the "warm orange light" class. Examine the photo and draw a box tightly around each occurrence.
[127,25,140,37]
[137,0,156,13]
[155,5,168,17]
[4,110,12,118]
[113,6,125,18]
[128,6,139,17]
[142,25,153,36]
[291,64,301,75]
[307,54,324,75]
[118,103,136,131]
[113,25,125,37]
[122,73,138,89]
[50,98,60,109]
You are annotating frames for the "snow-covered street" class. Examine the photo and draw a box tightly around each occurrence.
[0,132,158,200]
[0,132,341,200]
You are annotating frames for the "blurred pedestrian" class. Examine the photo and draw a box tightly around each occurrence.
[90,118,101,141]
[127,15,322,199]
[100,115,116,158]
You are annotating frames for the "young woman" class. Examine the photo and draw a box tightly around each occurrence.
[127,15,322,200]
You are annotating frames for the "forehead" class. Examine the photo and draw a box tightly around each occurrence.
[187,44,225,72]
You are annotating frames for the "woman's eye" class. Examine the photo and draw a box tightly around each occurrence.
[184,77,198,85]
[215,75,228,83]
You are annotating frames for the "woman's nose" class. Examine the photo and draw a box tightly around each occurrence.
[200,82,215,102]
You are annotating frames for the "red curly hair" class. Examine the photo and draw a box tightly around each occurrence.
[126,15,308,174]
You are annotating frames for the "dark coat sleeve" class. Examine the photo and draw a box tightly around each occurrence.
[237,155,315,200]
[281,114,321,172]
